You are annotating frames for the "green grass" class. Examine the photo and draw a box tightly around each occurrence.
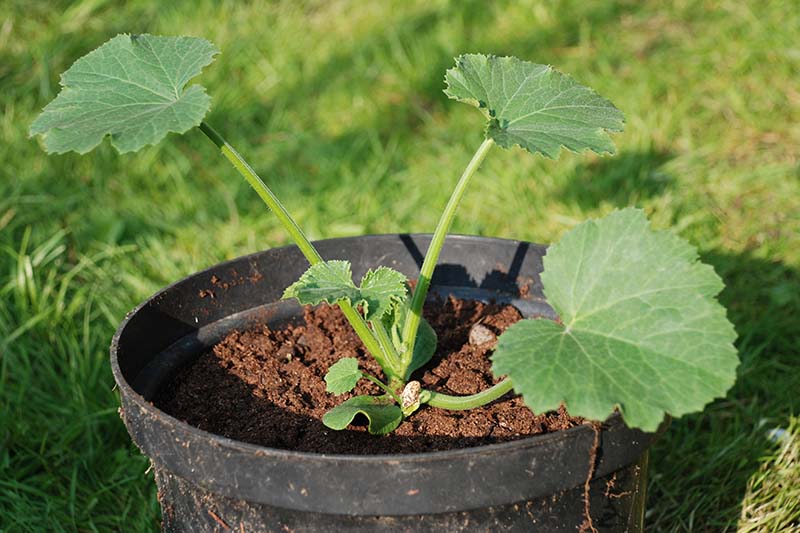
[1,0,798,530]
[738,417,800,531]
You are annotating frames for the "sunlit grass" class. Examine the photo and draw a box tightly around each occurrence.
[739,418,800,532]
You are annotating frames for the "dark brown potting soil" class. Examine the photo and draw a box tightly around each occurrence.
[156,296,584,454]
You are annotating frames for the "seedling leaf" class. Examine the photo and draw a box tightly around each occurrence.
[359,267,408,321]
[491,208,738,431]
[445,54,623,157]
[324,358,362,394]
[30,34,218,154]
[322,395,403,435]
[283,261,406,321]
[283,260,357,304]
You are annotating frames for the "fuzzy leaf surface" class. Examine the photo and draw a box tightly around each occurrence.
[30,34,218,154]
[324,358,362,394]
[445,54,623,157]
[491,208,738,431]
[283,260,357,305]
[322,396,403,435]
[283,261,406,321]
[358,267,408,321]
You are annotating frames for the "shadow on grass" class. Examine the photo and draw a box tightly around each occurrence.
[559,149,674,209]
[646,250,799,529]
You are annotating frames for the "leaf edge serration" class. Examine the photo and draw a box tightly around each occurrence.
[443,53,624,158]
[491,208,739,432]
[29,33,220,155]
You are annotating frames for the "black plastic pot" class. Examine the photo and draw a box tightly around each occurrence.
[111,234,662,532]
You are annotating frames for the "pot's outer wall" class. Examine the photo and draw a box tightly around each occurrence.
[154,456,648,531]
[112,235,659,526]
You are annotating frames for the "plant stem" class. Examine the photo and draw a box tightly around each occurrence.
[198,122,391,373]
[363,374,402,405]
[370,320,402,379]
[199,122,321,264]
[401,138,495,363]
[422,377,513,410]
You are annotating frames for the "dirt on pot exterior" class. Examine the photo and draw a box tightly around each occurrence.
[156,296,584,454]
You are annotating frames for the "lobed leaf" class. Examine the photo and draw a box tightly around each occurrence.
[324,358,362,394]
[283,260,406,321]
[30,34,218,154]
[359,267,408,321]
[322,395,403,435]
[445,54,623,157]
[491,208,738,431]
[283,260,357,305]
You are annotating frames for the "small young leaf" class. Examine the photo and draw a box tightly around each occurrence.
[322,396,403,435]
[445,54,623,157]
[491,208,738,432]
[324,358,362,394]
[283,260,358,304]
[358,267,408,321]
[283,261,406,321]
[30,34,218,154]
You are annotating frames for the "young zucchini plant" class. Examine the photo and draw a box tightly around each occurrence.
[31,34,739,436]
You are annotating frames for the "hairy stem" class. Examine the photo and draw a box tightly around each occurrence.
[198,122,392,373]
[422,377,513,410]
[199,123,321,263]
[401,138,494,364]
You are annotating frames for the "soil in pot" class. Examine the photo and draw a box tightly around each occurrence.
[155,295,585,454]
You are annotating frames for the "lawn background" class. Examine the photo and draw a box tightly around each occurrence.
[1,0,798,531]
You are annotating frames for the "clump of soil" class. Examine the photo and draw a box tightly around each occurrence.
[156,296,583,454]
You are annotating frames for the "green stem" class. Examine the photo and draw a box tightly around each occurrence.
[199,122,322,264]
[340,310,394,378]
[422,377,513,410]
[198,122,390,372]
[363,374,402,405]
[370,320,402,379]
[401,138,495,363]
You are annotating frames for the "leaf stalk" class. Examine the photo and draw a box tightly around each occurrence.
[362,374,402,405]
[370,320,403,379]
[198,122,394,376]
[422,377,513,410]
[401,138,495,363]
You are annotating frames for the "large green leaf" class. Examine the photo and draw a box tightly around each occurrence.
[283,261,406,321]
[30,34,218,154]
[445,54,623,157]
[491,208,738,431]
[324,358,363,394]
[322,396,403,435]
